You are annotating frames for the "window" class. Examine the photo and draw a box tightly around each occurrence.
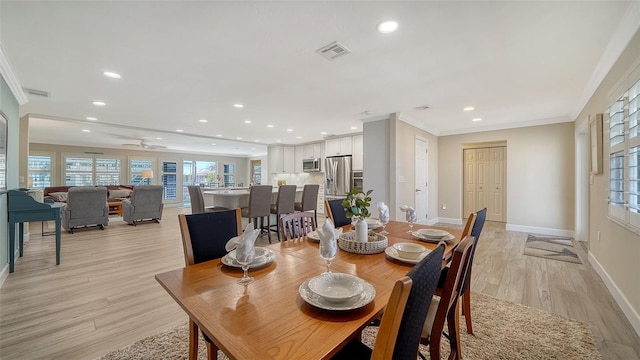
[183,160,217,205]
[608,78,640,232]
[130,158,154,185]
[161,161,178,201]
[223,163,235,187]
[64,154,121,186]
[28,153,53,188]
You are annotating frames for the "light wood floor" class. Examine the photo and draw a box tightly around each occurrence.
[0,207,638,359]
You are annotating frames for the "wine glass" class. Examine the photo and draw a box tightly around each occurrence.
[406,212,417,234]
[380,216,389,235]
[236,249,255,284]
[319,245,336,274]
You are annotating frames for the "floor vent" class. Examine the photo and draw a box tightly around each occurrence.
[23,87,50,98]
[316,41,351,61]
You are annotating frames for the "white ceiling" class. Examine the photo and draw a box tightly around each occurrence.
[1,1,637,157]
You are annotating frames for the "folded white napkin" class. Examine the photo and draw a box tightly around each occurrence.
[400,205,417,223]
[317,218,338,259]
[228,223,260,263]
[377,202,390,223]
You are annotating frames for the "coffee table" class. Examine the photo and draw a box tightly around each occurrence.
[108,201,123,216]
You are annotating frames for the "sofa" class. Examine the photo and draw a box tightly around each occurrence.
[123,185,164,225]
[44,185,134,203]
[62,187,110,233]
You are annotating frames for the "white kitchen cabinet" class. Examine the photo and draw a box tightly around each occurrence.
[268,145,295,173]
[303,142,322,159]
[352,134,363,170]
[283,146,295,173]
[326,137,352,156]
[294,146,304,173]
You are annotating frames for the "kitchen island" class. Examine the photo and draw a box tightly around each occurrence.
[203,188,303,209]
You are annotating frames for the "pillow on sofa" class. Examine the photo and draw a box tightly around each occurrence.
[109,189,132,199]
[49,192,68,202]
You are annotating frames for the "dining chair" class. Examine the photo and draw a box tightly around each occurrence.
[187,185,228,214]
[279,212,316,241]
[240,185,273,239]
[269,185,297,241]
[324,198,351,227]
[294,184,319,224]
[459,207,487,335]
[178,208,242,360]
[420,235,475,360]
[332,242,445,360]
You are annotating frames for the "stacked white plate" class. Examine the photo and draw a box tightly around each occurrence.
[306,228,343,242]
[221,247,276,268]
[412,228,455,243]
[351,218,383,230]
[299,273,375,311]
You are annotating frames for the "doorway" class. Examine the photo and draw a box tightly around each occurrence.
[463,145,507,222]
[415,137,428,223]
[576,123,589,245]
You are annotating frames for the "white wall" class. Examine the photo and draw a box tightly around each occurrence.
[363,118,391,215]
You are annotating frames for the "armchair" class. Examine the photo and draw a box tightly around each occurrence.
[123,185,164,225]
[62,186,109,233]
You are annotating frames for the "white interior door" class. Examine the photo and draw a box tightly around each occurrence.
[415,138,428,223]
[489,147,506,222]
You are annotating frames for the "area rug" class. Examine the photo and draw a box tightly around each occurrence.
[98,292,600,360]
[523,234,582,264]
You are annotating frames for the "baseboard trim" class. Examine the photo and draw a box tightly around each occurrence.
[588,251,640,338]
[434,217,463,225]
[0,263,8,288]
[505,223,574,237]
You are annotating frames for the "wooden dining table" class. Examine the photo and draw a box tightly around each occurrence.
[155,220,462,360]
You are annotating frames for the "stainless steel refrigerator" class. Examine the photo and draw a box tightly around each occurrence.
[325,156,352,198]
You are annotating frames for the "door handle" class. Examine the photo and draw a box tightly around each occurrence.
[415,189,422,192]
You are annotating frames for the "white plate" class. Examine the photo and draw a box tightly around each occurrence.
[299,277,376,311]
[412,231,456,243]
[221,248,275,269]
[306,228,343,242]
[417,228,450,238]
[226,247,270,262]
[385,246,433,264]
[351,218,383,230]
[307,273,364,303]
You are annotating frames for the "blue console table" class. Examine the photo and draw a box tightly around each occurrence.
[7,189,63,273]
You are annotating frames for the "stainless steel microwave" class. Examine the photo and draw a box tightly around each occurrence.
[303,158,321,172]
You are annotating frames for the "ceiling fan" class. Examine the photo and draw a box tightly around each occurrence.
[122,140,167,150]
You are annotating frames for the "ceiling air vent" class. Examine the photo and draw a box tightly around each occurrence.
[316,41,351,61]
[22,87,50,98]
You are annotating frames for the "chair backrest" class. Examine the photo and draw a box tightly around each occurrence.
[300,184,319,211]
[247,185,273,217]
[461,208,486,295]
[324,198,351,227]
[461,212,477,239]
[370,276,413,360]
[391,242,445,359]
[187,185,205,214]
[279,212,316,240]
[66,186,107,216]
[178,208,242,266]
[275,185,297,214]
[130,185,164,211]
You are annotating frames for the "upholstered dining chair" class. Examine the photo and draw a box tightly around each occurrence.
[459,207,487,335]
[269,185,297,241]
[187,185,228,214]
[279,212,316,241]
[178,208,242,360]
[240,185,273,238]
[294,184,319,224]
[332,243,445,360]
[324,198,351,227]
[420,235,475,360]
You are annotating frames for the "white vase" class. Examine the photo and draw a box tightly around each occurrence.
[355,218,368,242]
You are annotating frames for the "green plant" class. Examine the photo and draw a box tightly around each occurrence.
[342,188,373,219]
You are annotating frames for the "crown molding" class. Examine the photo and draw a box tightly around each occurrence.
[396,112,441,136]
[571,1,640,120]
[439,116,573,136]
[0,43,28,105]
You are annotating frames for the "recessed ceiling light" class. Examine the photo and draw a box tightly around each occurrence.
[254,139,260,142]
[286,128,293,132]
[156,137,163,140]
[211,143,217,146]
[216,134,222,137]
[472,118,482,122]
[92,101,106,106]
[236,137,242,140]
[377,20,398,34]
[81,129,91,133]
[244,120,252,124]
[267,124,274,128]
[296,136,302,139]
[233,104,244,108]
[176,129,184,132]
[464,106,475,111]
[86,117,97,121]
[103,71,121,79]
[199,119,208,123]
[320,131,327,135]
[276,140,281,143]
[350,126,358,130]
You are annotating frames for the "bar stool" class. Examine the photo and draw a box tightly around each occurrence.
[240,185,273,238]
[269,185,297,242]
[294,184,319,224]
[187,185,228,214]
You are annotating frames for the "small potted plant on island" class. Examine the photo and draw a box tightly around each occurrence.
[342,188,373,242]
